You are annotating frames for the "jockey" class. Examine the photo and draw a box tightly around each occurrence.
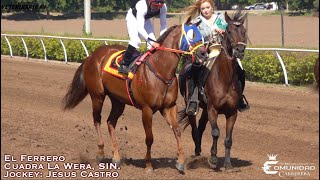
[184,0,249,115]
[118,0,167,75]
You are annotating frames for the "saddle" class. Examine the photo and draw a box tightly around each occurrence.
[103,49,152,109]
[103,50,149,79]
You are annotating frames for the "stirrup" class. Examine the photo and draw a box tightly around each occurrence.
[199,87,204,95]
[186,100,199,115]
[118,65,129,75]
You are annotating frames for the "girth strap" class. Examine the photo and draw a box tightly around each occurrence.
[126,79,140,109]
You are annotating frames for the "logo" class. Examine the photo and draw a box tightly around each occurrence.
[262,154,278,175]
[262,154,316,177]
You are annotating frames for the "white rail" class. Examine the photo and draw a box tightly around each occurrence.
[1,34,130,63]
[1,34,319,85]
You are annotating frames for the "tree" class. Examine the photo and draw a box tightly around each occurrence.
[313,0,319,11]
[166,0,192,12]
[288,0,315,11]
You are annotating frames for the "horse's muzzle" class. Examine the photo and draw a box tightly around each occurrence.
[233,44,246,59]
[194,47,208,65]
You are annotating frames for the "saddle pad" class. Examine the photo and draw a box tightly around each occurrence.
[103,50,134,79]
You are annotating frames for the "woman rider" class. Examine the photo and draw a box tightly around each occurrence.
[184,0,249,115]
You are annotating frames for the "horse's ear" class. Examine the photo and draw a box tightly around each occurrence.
[185,16,192,25]
[239,12,247,25]
[225,11,231,24]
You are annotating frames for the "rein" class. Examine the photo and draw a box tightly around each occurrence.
[145,43,204,86]
[143,40,204,105]
[140,23,205,104]
[156,43,204,55]
[146,44,204,83]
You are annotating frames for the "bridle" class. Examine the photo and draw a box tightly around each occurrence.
[222,21,247,59]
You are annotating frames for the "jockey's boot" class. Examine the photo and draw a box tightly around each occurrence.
[237,67,250,112]
[118,44,136,75]
[186,68,199,115]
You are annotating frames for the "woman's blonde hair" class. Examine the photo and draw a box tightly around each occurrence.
[185,0,215,20]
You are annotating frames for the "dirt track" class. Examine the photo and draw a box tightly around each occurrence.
[1,56,319,179]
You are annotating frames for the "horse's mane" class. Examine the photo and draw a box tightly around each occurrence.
[231,9,247,22]
[156,25,178,44]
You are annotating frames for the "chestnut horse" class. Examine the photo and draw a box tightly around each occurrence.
[178,10,247,170]
[61,22,206,173]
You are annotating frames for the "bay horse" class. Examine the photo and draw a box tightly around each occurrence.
[61,21,206,173]
[178,10,247,170]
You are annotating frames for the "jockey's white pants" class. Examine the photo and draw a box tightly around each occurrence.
[126,12,156,50]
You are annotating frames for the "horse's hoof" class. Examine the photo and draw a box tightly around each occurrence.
[175,163,185,173]
[96,155,104,162]
[195,149,201,156]
[144,167,153,174]
[207,157,218,169]
[112,158,121,168]
[225,164,233,170]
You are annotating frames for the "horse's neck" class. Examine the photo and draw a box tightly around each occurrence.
[212,48,237,84]
[221,37,233,58]
[220,36,237,75]
[149,35,180,79]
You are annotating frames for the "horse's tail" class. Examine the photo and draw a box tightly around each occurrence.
[178,108,190,131]
[62,61,88,110]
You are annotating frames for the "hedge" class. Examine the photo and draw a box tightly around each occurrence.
[1,36,318,86]
[242,51,318,86]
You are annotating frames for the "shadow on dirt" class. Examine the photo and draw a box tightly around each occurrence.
[185,156,252,171]
[123,157,179,170]
[87,155,252,172]
[80,156,177,170]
